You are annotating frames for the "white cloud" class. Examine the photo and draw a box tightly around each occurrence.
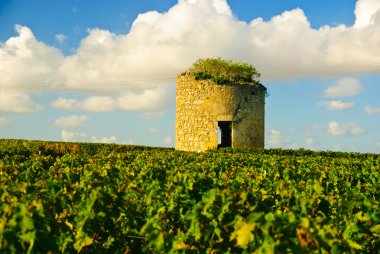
[51,98,78,110]
[51,96,114,111]
[55,34,67,44]
[91,135,117,143]
[117,89,168,110]
[0,91,42,113]
[61,129,87,142]
[354,0,380,28]
[377,140,380,148]
[163,136,172,146]
[0,117,10,127]
[211,0,232,15]
[61,129,117,143]
[2,0,380,113]
[54,115,89,128]
[0,25,64,91]
[318,100,354,110]
[364,106,380,115]
[327,121,365,137]
[51,87,168,112]
[322,78,363,98]
[81,96,116,112]
[148,127,160,133]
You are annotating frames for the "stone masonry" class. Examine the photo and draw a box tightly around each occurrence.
[175,73,266,152]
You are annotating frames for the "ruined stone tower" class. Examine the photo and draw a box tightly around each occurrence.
[175,72,266,152]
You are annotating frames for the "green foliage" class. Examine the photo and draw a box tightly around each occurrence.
[189,58,261,84]
[0,139,379,253]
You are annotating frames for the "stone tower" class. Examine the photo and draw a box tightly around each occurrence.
[175,73,266,152]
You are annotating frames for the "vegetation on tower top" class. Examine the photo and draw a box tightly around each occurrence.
[188,58,261,85]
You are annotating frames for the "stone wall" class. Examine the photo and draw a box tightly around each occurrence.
[175,73,266,152]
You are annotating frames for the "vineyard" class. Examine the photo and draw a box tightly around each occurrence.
[0,139,379,253]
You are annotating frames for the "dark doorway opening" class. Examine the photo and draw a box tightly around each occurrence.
[218,121,232,148]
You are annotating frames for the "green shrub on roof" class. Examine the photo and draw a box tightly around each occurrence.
[189,58,261,85]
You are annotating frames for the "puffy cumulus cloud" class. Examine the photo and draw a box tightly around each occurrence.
[0,91,42,113]
[51,98,78,110]
[318,100,354,110]
[0,25,64,90]
[91,135,117,144]
[327,121,365,137]
[117,88,169,110]
[54,115,89,128]
[2,0,380,113]
[0,117,10,127]
[364,106,380,115]
[56,0,237,85]
[322,78,363,98]
[354,0,380,28]
[246,0,380,77]
[1,25,172,112]
[51,96,118,112]
[81,96,116,112]
[61,130,87,142]
[51,87,169,112]
[51,96,115,112]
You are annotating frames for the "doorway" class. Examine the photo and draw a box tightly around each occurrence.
[218,121,232,148]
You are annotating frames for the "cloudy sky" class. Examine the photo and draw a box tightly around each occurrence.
[0,0,379,153]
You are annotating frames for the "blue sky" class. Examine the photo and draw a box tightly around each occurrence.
[0,0,379,153]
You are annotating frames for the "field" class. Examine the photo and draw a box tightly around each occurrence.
[0,139,379,253]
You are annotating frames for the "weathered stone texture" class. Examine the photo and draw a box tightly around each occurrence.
[175,73,266,152]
